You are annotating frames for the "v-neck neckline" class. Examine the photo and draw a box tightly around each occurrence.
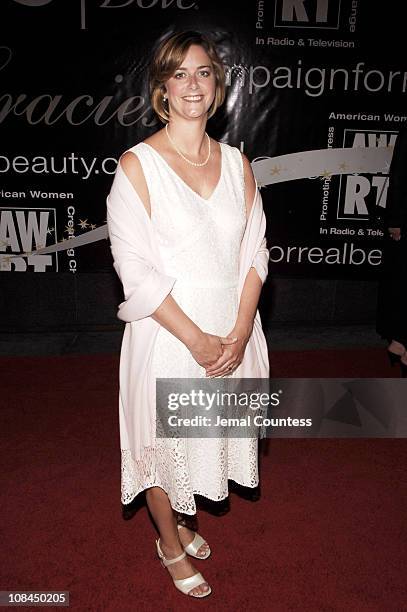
[141,141,224,203]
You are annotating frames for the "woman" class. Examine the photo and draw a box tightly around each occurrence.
[377,125,407,377]
[106,31,269,598]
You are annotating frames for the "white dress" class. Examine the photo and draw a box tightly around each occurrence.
[120,141,259,514]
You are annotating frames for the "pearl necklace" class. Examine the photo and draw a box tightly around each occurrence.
[165,123,211,167]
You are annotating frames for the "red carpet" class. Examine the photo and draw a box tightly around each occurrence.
[269,346,405,377]
[1,349,406,610]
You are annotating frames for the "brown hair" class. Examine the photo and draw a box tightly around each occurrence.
[149,31,226,123]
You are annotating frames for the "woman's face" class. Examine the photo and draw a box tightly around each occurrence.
[164,44,216,120]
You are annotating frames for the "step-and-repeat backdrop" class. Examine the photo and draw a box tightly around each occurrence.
[0,0,405,280]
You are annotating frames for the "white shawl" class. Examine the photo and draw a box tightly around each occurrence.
[106,159,269,461]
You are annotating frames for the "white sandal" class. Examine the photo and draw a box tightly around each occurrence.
[156,539,212,598]
[177,523,211,559]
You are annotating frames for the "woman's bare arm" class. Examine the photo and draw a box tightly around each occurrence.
[234,153,264,337]
[205,153,264,376]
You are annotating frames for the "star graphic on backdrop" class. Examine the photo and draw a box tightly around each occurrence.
[47,227,55,235]
[270,165,281,175]
[320,169,332,179]
[90,224,97,230]
[339,162,348,171]
[78,219,89,229]
[64,225,73,234]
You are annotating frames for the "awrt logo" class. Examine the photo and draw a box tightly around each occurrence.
[337,130,398,221]
[0,207,57,272]
[274,0,341,29]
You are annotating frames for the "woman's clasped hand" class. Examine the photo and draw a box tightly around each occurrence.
[187,326,251,377]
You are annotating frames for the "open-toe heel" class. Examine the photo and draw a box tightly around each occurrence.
[177,523,211,560]
[155,539,212,598]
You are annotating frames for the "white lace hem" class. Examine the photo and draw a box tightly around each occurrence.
[121,439,259,515]
[121,473,260,515]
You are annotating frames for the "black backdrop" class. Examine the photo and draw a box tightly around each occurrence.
[1,0,406,330]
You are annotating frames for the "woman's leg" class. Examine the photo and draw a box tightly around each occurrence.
[145,487,210,596]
